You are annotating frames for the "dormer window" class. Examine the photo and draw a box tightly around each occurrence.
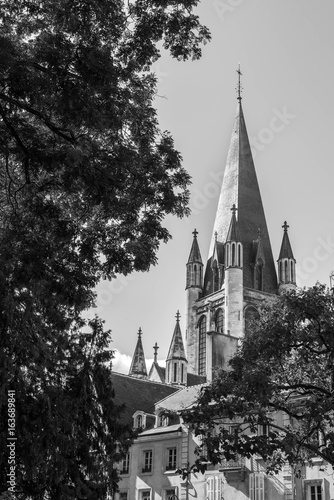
[158,412,169,427]
[133,411,146,429]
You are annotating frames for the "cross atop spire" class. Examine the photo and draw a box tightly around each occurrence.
[282,221,289,233]
[175,310,181,322]
[138,327,142,338]
[153,342,159,363]
[192,228,198,238]
[236,63,243,101]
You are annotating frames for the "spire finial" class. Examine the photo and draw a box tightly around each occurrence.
[236,63,243,101]
[214,231,218,241]
[231,203,238,216]
[258,227,261,239]
[192,228,198,238]
[153,342,159,363]
[175,310,181,322]
[138,327,142,338]
[282,221,289,233]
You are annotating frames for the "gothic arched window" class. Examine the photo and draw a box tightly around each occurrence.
[215,309,224,333]
[212,259,219,292]
[245,306,260,336]
[198,316,206,377]
[255,258,264,291]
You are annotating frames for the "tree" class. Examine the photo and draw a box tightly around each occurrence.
[0,1,210,497]
[183,284,334,473]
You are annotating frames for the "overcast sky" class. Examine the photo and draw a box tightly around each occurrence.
[85,1,334,373]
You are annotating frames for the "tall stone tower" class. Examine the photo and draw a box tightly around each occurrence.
[185,77,296,382]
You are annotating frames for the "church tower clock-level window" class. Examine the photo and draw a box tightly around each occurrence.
[198,316,206,376]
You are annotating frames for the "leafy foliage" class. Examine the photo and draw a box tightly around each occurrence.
[0,0,210,497]
[183,284,334,472]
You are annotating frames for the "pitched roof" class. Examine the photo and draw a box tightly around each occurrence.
[166,314,187,362]
[111,372,179,425]
[204,101,277,295]
[148,361,166,383]
[156,384,205,413]
[129,328,147,378]
[138,424,182,437]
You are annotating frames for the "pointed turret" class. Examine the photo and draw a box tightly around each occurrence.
[224,205,243,337]
[277,222,296,293]
[185,230,204,374]
[166,311,187,385]
[186,229,203,289]
[203,98,277,295]
[129,328,147,379]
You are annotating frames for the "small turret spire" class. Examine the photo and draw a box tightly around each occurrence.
[226,204,240,242]
[166,311,187,385]
[129,328,148,378]
[277,221,296,292]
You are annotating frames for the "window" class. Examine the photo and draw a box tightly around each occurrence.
[158,413,169,427]
[166,447,177,470]
[258,424,269,437]
[206,475,222,500]
[310,485,322,500]
[164,488,177,500]
[249,473,265,500]
[306,482,323,500]
[142,450,152,473]
[173,362,177,383]
[139,490,151,500]
[244,306,259,336]
[136,414,143,428]
[215,309,224,333]
[198,316,206,376]
[238,242,242,267]
[181,363,184,383]
[119,492,128,500]
[255,258,264,290]
[121,452,130,474]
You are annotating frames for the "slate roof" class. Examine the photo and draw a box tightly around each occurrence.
[156,384,206,413]
[111,372,179,425]
[139,424,182,437]
[204,101,278,295]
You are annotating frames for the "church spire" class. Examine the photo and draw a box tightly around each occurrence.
[166,311,187,385]
[129,328,148,379]
[203,71,277,295]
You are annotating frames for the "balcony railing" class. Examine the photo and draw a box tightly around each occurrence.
[219,456,245,470]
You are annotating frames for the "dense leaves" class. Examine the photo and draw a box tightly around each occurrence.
[0,0,210,498]
[183,285,334,472]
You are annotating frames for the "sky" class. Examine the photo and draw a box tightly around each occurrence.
[84,0,334,374]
